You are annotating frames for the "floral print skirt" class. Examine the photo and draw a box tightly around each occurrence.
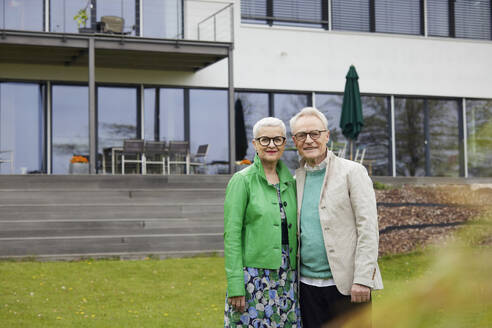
[224,245,301,328]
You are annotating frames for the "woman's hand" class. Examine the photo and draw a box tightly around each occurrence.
[228,296,246,312]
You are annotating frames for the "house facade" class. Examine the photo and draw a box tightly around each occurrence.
[1,0,491,177]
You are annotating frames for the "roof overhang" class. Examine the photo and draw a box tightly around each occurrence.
[0,30,230,71]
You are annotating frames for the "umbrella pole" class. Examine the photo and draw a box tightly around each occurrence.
[349,140,353,160]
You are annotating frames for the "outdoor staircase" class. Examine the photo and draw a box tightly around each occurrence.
[0,175,230,260]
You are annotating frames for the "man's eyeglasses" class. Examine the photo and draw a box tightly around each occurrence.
[255,136,286,147]
[293,130,327,141]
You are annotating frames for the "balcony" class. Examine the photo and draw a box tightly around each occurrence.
[0,0,234,71]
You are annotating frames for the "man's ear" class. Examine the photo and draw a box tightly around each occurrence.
[291,136,297,146]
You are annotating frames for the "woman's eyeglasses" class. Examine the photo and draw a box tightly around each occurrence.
[255,136,286,147]
[293,130,327,141]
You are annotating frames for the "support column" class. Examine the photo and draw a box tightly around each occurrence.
[228,46,236,174]
[88,37,97,174]
[46,81,52,174]
[390,95,396,177]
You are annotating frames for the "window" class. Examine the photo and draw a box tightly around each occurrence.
[144,88,184,142]
[97,86,138,155]
[241,0,267,24]
[467,99,492,177]
[0,0,44,31]
[273,0,323,27]
[428,0,491,40]
[51,0,92,33]
[274,93,310,171]
[0,82,45,174]
[142,0,182,38]
[189,89,228,173]
[235,92,269,161]
[97,0,136,36]
[395,97,461,177]
[316,93,390,176]
[332,0,370,32]
[375,0,422,35]
[455,0,491,40]
[52,85,89,174]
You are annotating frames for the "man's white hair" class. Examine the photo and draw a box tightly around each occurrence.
[253,117,287,138]
[289,107,329,133]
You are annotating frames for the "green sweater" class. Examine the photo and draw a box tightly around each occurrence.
[300,168,332,279]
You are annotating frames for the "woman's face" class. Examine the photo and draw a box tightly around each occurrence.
[252,125,286,164]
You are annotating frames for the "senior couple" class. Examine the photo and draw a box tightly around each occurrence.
[223,107,383,328]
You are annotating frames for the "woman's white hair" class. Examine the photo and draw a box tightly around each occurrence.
[253,117,287,138]
[289,107,329,133]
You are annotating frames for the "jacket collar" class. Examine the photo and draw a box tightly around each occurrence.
[298,150,333,169]
[253,154,294,191]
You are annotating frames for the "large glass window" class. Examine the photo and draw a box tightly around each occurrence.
[395,98,426,176]
[273,0,322,27]
[455,0,491,40]
[316,94,390,176]
[274,93,310,171]
[0,82,45,174]
[332,0,370,32]
[97,86,138,154]
[144,88,184,141]
[52,85,89,174]
[241,0,267,24]
[427,0,450,37]
[235,92,269,161]
[189,89,228,173]
[428,99,460,177]
[0,0,44,31]
[395,97,461,177]
[143,0,182,38]
[97,0,136,35]
[51,0,92,33]
[467,99,492,177]
[375,0,422,35]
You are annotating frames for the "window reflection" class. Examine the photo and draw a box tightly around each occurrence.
[467,99,492,177]
[274,93,309,172]
[51,0,91,33]
[395,98,426,176]
[0,0,44,31]
[143,0,182,38]
[235,92,269,161]
[52,85,89,174]
[160,89,184,141]
[97,0,136,35]
[375,0,422,35]
[97,86,138,154]
[332,0,370,32]
[144,88,157,141]
[428,99,460,177]
[360,96,390,176]
[0,82,44,174]
[189,89,228,174]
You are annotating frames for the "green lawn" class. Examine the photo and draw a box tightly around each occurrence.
[0,251,434,328]
[1,216,490,328]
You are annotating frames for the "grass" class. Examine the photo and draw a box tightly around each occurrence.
[0,215,490,327]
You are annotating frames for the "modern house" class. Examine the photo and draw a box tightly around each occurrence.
[1,0,491,178]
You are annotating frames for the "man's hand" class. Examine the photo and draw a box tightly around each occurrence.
[228,296,246,312]
[350,283,371,303]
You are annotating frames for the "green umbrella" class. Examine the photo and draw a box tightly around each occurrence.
[339,65,363,159]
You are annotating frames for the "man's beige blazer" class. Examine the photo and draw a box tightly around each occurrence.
[295,151,384,295]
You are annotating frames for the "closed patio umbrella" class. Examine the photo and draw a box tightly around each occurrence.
[339,65,364,159]
[235,99,248,160]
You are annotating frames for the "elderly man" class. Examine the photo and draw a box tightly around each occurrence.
[290,107,383,328]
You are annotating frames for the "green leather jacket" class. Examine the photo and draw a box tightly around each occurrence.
[224,155,297,297]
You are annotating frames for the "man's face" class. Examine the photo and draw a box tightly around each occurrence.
[291,115,330,164]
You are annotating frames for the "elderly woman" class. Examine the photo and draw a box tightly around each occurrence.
[224,117,300,327]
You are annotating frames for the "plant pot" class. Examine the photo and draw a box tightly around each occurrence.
[69,162,89,174]
[78,27,94,34]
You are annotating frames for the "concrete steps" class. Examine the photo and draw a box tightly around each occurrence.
[0,175,230,260]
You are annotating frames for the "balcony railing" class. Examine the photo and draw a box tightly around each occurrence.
[0,0,234,43]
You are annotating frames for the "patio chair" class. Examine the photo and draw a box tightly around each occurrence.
[167,141,190,174]
[354,146,367,164]
[144,141,168,175]
[98,16,132,35]
[189,144,209,174]
[0,150,14,174]
[121,139,145,175]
